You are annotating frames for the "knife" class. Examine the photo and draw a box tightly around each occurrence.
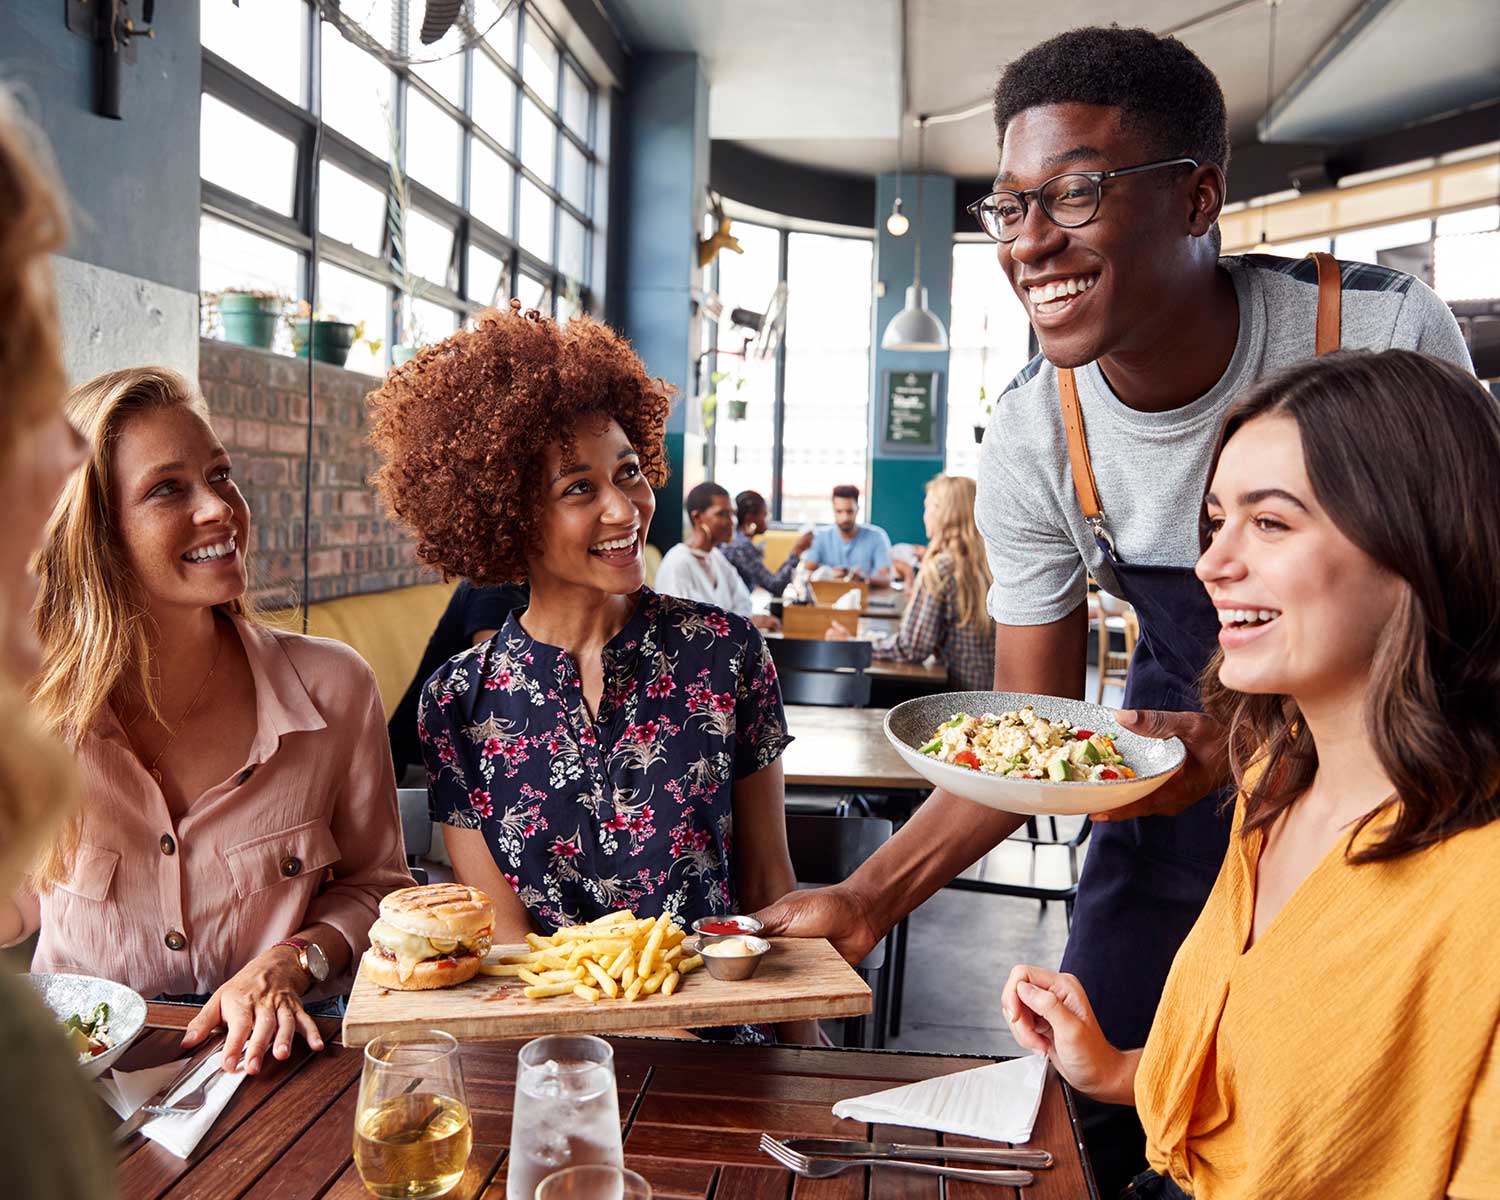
[782,1138,1053,1168]
[112,1037,226,1146]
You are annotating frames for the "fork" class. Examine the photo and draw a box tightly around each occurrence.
[759,1134,1034,1187]
[143,1049,246,1116]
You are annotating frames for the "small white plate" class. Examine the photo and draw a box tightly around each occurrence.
[884,691,1185,816]
[27,972,148,1079]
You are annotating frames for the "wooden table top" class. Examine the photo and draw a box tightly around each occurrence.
[865,658,948,685]
[115,1002,1096,1200]
[781,705,930,792]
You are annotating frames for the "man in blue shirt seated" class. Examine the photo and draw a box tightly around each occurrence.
[804,484,893,584]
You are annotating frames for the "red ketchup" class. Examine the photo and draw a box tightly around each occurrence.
[698,919,751,935]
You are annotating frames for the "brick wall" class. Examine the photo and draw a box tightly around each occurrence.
[198,339,439,607]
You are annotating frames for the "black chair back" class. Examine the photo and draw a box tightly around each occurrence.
[784,814,891,971]
[397,788,433,883]
[777,669,872,707]
[767,637,873,674]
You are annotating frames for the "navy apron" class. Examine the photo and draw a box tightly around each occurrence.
[1054,253,1342,1197]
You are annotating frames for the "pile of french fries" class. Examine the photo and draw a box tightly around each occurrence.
[479,910,704,1003]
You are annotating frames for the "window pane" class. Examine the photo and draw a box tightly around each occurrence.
[946,243,1034,480]
[407,297,460,345]
[319,160,385,256]
[200,95,296,215]
[518,178,553,260]
[316,262,389,375]
[712,223,780,509]
[321,29,393,158]
[469,138,513,235]
[201,0,305,104]
[404,209,454,288]
[781,233,873,524]
[412,51,464,107]
[467,244,509,307]
[1437,205,1499,236]
[1259,236,1330,258]
[522,19,558,102]
[561,65,589,138]
[472,53,515,147]
[1435,230,1500,301]
[555,288,580,325]
[558,212,586,282]
[1333,218,1433,265]
[405,89,461,203]
[560,139,588,212]
[520,98,556,186]
[474,0,516,62]
[516,272,550,313]
[200,216,301,351]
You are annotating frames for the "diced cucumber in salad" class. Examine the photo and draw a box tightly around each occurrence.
[917,706,1136,782]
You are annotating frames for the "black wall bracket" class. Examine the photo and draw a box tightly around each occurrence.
[65,0,157,120]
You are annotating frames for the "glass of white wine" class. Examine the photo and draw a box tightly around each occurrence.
[535,1165,651,1200]
[354,1029,473,1200]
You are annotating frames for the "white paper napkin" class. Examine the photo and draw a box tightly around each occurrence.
[831,1054,1048,1143]
[102,1050,250,1158]
[832,588,863,609]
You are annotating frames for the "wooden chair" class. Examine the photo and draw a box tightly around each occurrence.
[781,605,859,639]
[1094,592,1140,704]
[809,579,867,609]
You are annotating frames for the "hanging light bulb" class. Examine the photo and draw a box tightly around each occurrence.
[886,196,909,237]
[881,118,948,353]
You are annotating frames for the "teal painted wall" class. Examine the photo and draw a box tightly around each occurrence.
[619,53,710,553]
[869,171,953,545]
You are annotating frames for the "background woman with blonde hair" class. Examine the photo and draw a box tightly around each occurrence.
[3,366,413,1078]
[828,474,996,691]
[0,84,115,1199]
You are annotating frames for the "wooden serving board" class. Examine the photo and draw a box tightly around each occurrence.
[340,936,870,1046]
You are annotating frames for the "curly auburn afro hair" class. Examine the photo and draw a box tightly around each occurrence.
[368,302,674,585]
[993,26,1229,172]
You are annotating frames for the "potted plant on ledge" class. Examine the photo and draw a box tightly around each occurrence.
[204,289,284,350]
[288,302,383,368]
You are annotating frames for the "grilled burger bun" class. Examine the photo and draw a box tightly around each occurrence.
[363,883,494,990]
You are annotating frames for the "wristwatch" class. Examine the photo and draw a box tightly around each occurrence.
[271,937,330,985]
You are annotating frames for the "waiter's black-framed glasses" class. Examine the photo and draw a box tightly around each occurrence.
[966,157,1199,243]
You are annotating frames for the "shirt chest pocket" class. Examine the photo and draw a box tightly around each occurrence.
[222,818,342,899]
[56,843,121,902]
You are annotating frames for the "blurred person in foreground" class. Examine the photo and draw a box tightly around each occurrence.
[1005,352,1500,1200]
[0,84,114,1199]
[4,367,413,1076]
[369,302,812,1043]
[826,475,995,691]
[719,489,812,597]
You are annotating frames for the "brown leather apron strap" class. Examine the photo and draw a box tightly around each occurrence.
[1309,251,1342,354]
[1058,366,1105,523]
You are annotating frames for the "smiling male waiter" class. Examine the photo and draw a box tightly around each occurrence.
[759,25,1472,1194]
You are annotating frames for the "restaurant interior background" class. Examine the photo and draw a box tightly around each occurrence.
[4,0,1498,1053]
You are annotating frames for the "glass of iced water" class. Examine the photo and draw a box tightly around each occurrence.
[535,1165,651,1200]
[507,1035,623,1200]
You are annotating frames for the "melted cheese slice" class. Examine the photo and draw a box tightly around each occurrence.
[370,918,490,982]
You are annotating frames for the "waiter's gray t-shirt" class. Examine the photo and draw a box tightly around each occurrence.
[976,254,1474,625]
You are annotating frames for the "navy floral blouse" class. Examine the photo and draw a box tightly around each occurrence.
[418,589,792,939]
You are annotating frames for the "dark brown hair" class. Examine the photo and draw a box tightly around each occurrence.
[832,484,860,502]
[368,303,673,584]
[1199,349,1500,862]
[685,480,729,520]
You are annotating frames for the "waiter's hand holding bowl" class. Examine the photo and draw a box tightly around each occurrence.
[1092,708,1229,823]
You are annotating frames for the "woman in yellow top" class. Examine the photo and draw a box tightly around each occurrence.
[1002,350,1500,1200]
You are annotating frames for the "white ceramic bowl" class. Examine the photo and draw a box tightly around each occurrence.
[27,972,148,1079]
[884,691,1185,816]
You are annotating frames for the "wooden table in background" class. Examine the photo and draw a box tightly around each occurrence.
[865,658,948,686]
[781,705,929,793]
[115,1003,1096,1200]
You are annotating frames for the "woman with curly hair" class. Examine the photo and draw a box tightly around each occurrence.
[1002,351,1500,1200]
[10,366,413,1078]
[370,304,806,1041]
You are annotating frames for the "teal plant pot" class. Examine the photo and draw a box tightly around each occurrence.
[727,398,748,421]
[291,319,356,367]
[219,292,280,349]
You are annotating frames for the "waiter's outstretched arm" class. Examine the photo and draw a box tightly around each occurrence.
[754,603,1090,964]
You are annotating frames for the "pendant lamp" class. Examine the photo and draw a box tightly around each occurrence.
[882,116,948,352]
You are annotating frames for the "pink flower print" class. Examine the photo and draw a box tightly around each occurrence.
[483,737,504,758]
[469,789,494,819]
[496,669,513,689]
[550,837,581,859]
[579,726,597,746]
[711,692,734,713]
[645,674,676,699]
[503,873,520,892]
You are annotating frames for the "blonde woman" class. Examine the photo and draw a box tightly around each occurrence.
[0,86,115,1199]
[828,475,996,690]
[3,368,413,1077]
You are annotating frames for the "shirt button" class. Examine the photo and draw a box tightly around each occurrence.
[164,930,187,951]
[280,856,302,877]
[160,834,176,856]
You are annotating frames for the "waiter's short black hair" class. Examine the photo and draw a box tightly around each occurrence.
[992,25,1230,172]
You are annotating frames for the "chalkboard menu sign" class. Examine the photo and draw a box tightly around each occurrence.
[880,369,942,455]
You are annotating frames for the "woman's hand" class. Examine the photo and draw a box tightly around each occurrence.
[1001,965,1137,1104]
[823,624,852,641]
[181,947,324,1074]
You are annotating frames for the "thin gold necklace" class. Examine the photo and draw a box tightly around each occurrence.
[142,627,224,786]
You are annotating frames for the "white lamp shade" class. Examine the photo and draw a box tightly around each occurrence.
[881,285,949,352]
